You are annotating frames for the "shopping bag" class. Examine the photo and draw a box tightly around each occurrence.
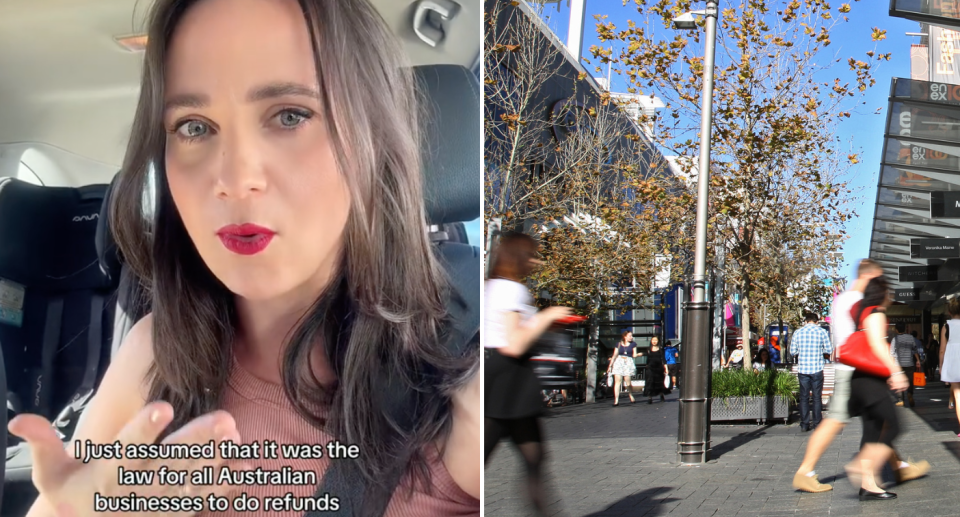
[664,376,670,389]
[835,304,892,378]
[914,371,927,387]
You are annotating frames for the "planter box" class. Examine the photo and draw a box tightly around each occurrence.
[710,395,791,424]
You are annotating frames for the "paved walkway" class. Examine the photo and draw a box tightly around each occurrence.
[485,380,960,516]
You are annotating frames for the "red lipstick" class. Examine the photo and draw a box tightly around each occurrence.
[216,223,275,255]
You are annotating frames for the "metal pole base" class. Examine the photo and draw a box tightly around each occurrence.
[677,300,713,464]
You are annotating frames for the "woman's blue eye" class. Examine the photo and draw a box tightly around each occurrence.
[177,120,208,139]
[278,110,308,128]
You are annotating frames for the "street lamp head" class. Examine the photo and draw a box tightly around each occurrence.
[672,12,699,30]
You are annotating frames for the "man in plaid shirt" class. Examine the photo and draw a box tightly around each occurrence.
[791,312,833,432]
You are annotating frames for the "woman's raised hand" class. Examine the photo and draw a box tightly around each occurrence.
[543,306,573,321]
[9,401,246,517]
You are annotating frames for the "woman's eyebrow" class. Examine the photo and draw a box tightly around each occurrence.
[163,82,321,114]
[248,82,321,102]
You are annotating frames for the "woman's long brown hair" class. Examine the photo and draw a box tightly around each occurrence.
[110,0,477,502]
[489,232,538,281]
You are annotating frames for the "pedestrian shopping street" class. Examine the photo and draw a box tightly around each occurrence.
[485,382,960,516]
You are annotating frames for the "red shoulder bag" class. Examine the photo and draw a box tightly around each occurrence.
[835,303,893,378]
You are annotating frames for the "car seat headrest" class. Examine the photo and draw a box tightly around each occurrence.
[0,177,111,291]
[414,65,481,225]
[96,173,122,282]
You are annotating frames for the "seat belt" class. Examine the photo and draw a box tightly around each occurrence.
[52,294,104,439]
[34,297,64,418]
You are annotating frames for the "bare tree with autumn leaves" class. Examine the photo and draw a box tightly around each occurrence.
[590,0,888,369]
[526,101,694,402]
[484,0,696,401]
[484,0,569,234]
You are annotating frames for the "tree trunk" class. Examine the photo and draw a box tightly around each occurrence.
[585,314,600,403]
[741,293,753,370]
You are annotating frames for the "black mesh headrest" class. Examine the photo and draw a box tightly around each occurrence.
[95,173,123,282]
[0,177,111,291]
[415,65,481,225]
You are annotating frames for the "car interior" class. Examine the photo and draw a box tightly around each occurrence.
[0,0,481,514]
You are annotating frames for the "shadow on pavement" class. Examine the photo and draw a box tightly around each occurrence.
[942,440,960,464]
[904,381,959,434]
[581,487,680,517]
[709,424,775,460]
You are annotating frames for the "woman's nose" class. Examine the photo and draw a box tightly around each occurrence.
[215,129,268,198]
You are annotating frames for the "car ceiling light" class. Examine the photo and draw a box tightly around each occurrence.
[114,34,148,52]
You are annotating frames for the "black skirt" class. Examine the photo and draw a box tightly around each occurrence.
[485,348,543,419]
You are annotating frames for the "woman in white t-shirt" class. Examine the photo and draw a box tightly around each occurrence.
[484,232,571,516]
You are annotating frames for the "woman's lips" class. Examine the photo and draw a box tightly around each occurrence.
[216,223,275,255]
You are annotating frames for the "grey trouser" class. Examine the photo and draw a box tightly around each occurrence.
[829,367,853,424]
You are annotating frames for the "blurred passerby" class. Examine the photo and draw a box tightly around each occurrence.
[911,331,925,369]
[939,298,960,436]
[844,275,907,500]
[793,259,929,493]
[926,336,940,379]
[791,312,832,432]
[642,336,669,404]
[892,323,921,408]
[484,232,572,516]
[723,344,744,369]
[753,348,774,371]
[606,331,638,406]
[664,340,680,391]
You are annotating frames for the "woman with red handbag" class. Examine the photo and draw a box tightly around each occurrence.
[838,275,909,501]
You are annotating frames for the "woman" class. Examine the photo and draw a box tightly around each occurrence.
[483,232,571,515]
[845,275,908,500]
[753,348,774,371]
[606,331,639,406]
[10,1,481,516]
[642,336,670,404]
[940,298,960,433]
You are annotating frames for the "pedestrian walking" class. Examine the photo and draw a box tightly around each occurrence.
[892,323,921,408]
[911,331,925,366]
[606,331,639,406]
[641,336,669,404]
[664,340,681,391]
[791,312,833,432]
[843,275,907,500]
[926,335,940,379]
[484,232,572,516]
[938,297,960,436]
[793,259,929,493]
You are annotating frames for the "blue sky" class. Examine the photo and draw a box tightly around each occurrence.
[528,0,921,286]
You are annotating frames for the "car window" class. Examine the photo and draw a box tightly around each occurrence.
[15,161,43,186]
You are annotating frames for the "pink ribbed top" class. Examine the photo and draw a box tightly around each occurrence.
[196,357,480,517]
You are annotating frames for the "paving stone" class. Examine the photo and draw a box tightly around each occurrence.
[486,383,960,515]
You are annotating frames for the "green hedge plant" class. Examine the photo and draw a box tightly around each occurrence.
[711,369,799,404]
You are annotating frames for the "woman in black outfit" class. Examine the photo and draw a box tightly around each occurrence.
[845,275,908,500]
[484,232,572,515]
[642,336,670,404]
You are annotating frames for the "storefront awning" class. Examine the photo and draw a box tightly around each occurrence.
[868,77,960,308]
